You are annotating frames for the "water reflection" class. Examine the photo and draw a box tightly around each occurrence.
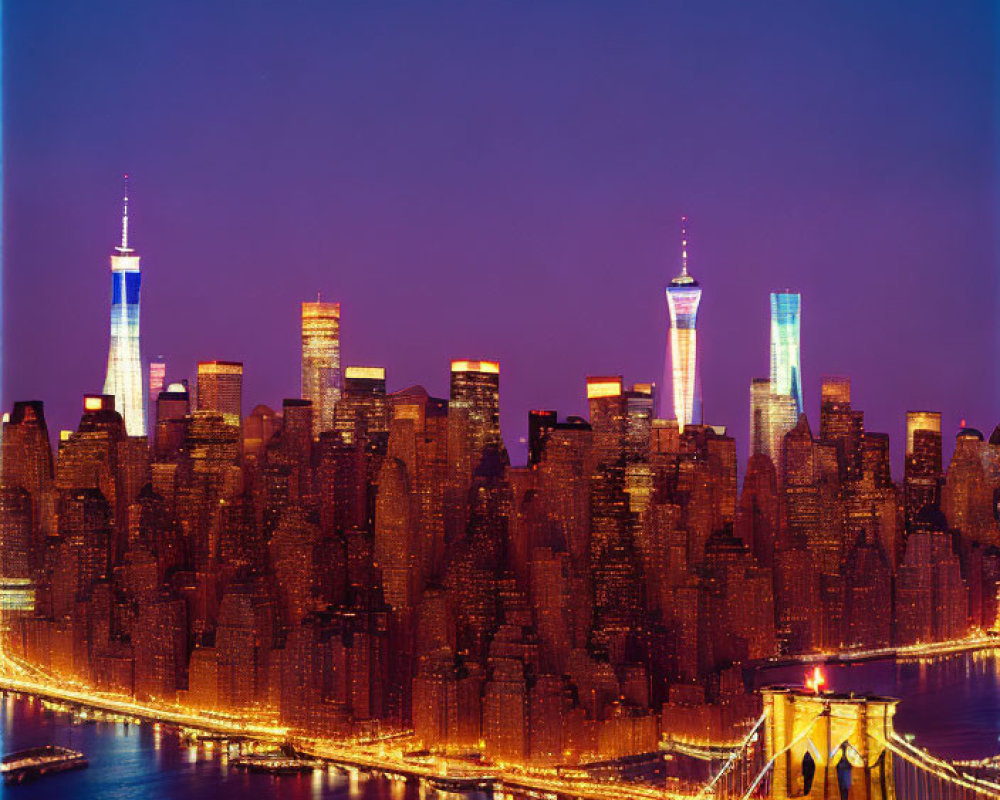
[756,649,1000,759]
[2,652,999,799]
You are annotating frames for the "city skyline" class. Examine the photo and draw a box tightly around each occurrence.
[6,178,993,475]
[1,4,997,795]
[5,2,994,470]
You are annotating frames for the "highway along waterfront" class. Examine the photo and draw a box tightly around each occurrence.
[2,648,1000,798]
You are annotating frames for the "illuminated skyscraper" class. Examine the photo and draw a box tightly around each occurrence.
[749,377,797,467]
[819,376,863,481]
[149,358,166,399]
[906,410,942,456]
[769,292,803,415]
[334,366,388,446]
[197,361,243,425]
[662,218,701,429]
[449,359,502,459]
[102,178,146,436]
[146,356,167,436]
[301,300,342,439]
[904,410,943,530]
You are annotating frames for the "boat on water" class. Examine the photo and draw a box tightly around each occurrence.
[230,748,322,775]
[426,773,495,793]
[1,745,89,784]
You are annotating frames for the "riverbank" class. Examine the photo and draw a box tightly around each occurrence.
[4,634,998,795]
[752,633,1000,672]
[0,676,687,800]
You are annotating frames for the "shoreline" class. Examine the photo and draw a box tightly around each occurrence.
[750,634,1000,673]
[2,636,997,798]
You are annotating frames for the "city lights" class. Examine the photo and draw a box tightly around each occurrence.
[0,183,997,800]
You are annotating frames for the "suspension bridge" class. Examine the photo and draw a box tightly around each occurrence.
[695,680,1000,799]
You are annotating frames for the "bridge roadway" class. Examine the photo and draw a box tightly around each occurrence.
[0,669,699,800]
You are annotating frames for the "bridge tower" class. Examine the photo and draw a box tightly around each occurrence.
[763,685,898,799]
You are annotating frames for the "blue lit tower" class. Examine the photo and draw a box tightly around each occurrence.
[661,217,702,430]
[769,291,803,415]
[103,177,146,436]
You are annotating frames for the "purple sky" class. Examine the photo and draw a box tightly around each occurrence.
[5,2,997,470]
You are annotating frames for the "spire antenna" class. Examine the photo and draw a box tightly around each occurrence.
[120,174,131,251]
[680,215,689,278]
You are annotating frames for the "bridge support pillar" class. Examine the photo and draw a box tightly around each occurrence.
[762,686,897,799]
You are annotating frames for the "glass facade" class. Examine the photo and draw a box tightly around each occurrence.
[749,377,798,466]
[769,291,803,416]
[662,221,700,430]
[665,283,701,431]
[196,361,243,426]
[906,410,942,456]
[301,301,342,439]
[449,360,501,455]
[102,188,146,436]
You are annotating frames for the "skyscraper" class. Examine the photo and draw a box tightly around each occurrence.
[749,378,797,467]
[147,361,166,450]
[334,366,389,446]
[449,360,502,459]
[662,218,701,429]
[906,410,942,457]
[769,292,803,415]
[102,178,146,436]
[149,358,166,399]
[819,376,863,481]
[197,361,243,425]
[904,410,943,530]
[301,300,342,439]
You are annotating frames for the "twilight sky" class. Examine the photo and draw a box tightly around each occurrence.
[5,1,997,469]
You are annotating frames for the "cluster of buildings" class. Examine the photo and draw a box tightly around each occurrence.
[0,189,998,763]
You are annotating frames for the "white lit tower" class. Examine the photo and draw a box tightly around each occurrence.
[103,176,146,436]
[661,216,702,430]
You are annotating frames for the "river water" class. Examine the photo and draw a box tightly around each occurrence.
[1,650,998,798]
[756,649,1000,760]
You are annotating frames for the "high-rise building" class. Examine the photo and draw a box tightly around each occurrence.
[527,410,557,467]
[906,410,942,457]
[149,358,166,400]
[102,178,146,436]
[1,401,55,546]
[904,411,943,530]
[154,382,190,461]
[0,487,35,613]
[197,361,243,425]
[625,383,654,463]
[301,300,342,438]
[769,291,803,416]
[662,218,701,429]
[587,376,626,466]
[449,360,502,460]
[147,357,166,435]
[334,366,389,446]
[749,378,797,467]
[819,376,863,481]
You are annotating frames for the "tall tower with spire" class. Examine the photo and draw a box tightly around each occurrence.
[103,176,146,436]
[661,216,702,430]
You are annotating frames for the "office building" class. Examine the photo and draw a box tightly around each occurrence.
[102,179,146,436]
[301,300,342,438]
